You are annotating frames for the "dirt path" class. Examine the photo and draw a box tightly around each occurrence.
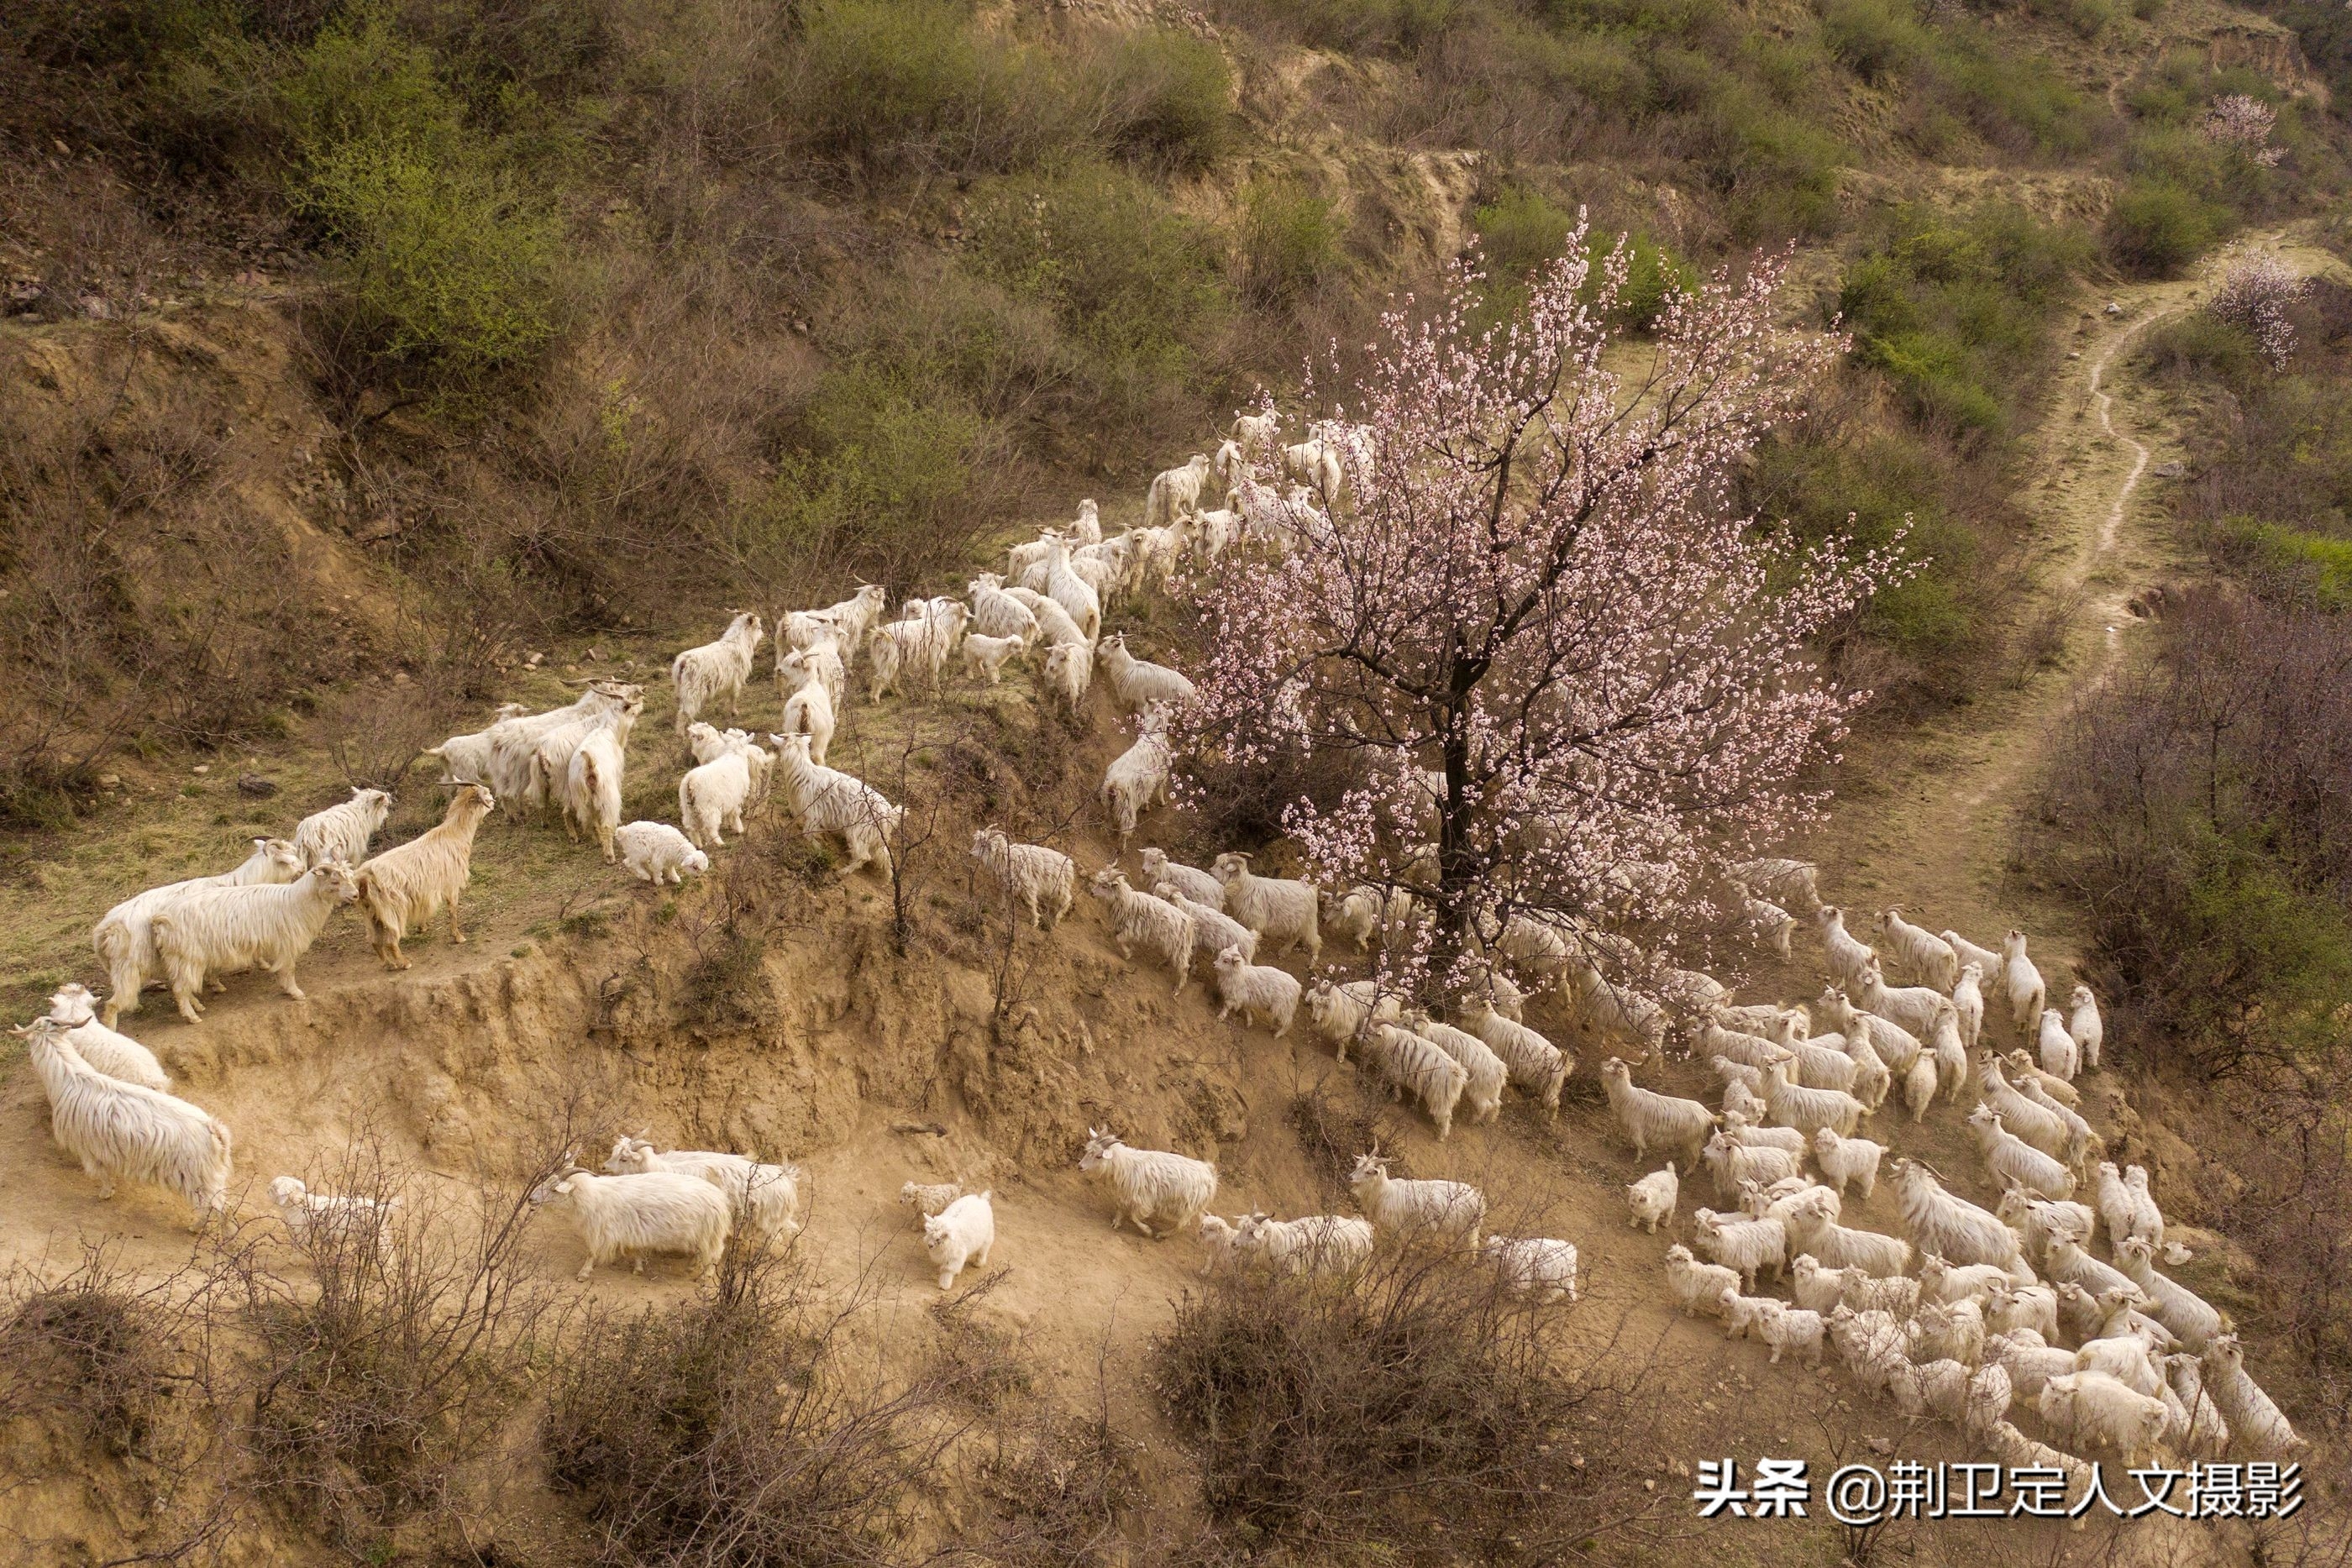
[1807,228,2347,967]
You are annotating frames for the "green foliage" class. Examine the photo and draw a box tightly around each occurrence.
[1237,179,1343,307]
[2104,178,2227,275]
[1819,0,1925,85]
[299,139,561,384]
[1839,204,2091,444]
[1236,0,1465,55]
[967,162,1228,385]
[1094,28,1235,174]
[1590,232,1693,330]
[782,0,1060,178]
[2139,311,2260,382]
[2231,522,2352,610]
[2029,0,2113,40]
[1473,186,1575,279]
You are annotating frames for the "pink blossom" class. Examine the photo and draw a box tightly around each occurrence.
[2203,95,2284,166]
[2208,252,2305,370]
[1172,222,1913,1004]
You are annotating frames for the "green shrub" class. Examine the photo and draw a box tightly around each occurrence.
[1095,29,1234,173]
[2030,0,2113,39]
[2139,312,2260,382]
[1930,25,2100,158]
[2104,178,2226,275]
[1472,186,1574,277]
[1588,232,1693,329]
[1819,0,1924,84]
[2230,522,2352,609]
[299,139,561,385]
[782,0,1058,178]
[967,162,1228,381]
[1237,179,1342,307]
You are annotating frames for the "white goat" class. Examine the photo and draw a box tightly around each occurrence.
[924,1192,995,1289]
[1761,1061,1863,1139]
[1236,1212,1374,1275]
[270,1176,397,1252]
[1665,1243,1741,1318]
[39,987,170,1091]
[1876,906,1959,989]
[2002,930,2045,1039]
[670,611,764,735]
[1079,1128,1217,1239]
[1966,1106,2076,1200]
[1811,1128,1882,1199]
[1950,963,1987,1051]
[92,837,307,1025]
[1348,1152,1483,1245]
[151,862,361,1020]
[2038,1372,2169,1466]
[1600,1057,1714,1162]
[1042,640,1093,713]
[531,1164,732,1280]
[1625,1162,1678,1233]
[1088,869,1194,997]
[1143,454,1214,532]
[603,1137,801,1243]
[769,732,899,878]
[1138,848,1221,908]
[1782,1189,1911,1277]
[1460,1001,1568,1114]
[971,827,1074,931]
[2113,1236,2225,1350]
[352,784,495,969]
[2036,1007,2079,1081]
[1813,905,1878,988]
[1362,1025,1471,1139]
[2067,984,2103,1071]
[1095,633,1194,715]
[1693,1207,1785,1292]
[1210,852,1320,961]
[1212,946,1300,1036]
[2199,1335,2304,1457]
[616,821,710,884]
[293,787,393,870]
[1101,710,1173,849]
[1301,978,1399,1061]
[1890,1157,2024,1271]
[1483,1236,1580,1302]
[1159,889,1257,973]
[18,1018,231,1225]
[777,656,837,766]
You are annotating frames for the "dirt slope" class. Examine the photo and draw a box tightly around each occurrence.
[4,235,2346,1565]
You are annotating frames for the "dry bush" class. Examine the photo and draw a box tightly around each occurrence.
[320,675,464,792]
[0,1247,182,1456]
[1151,1241,1663,1564]
[1285,1077,1415,1203]
[972,1399,1149,1568]
[541,1238,998,1567]
[239,1146,569,1546]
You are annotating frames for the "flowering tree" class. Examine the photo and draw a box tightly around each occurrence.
[2207,251,2307,370]
[2202,94,2285,166]
[1174,225,1908,995]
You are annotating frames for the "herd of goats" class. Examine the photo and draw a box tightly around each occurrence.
[13,417,2309,1500]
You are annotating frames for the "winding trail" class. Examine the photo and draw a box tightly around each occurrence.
[1805,228,2346,963]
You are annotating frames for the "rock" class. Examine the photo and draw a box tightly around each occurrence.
[192,764,210,775]
[2153,461,2185,480]
[236,774,277,799]
[352,515,402,543]
[2104,302,2124,316]
[97,774,121,791]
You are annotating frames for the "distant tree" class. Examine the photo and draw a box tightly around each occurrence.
[2207,251,2306,370]
[1175,223,1909,996]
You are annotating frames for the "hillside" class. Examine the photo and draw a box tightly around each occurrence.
[4,0,2352,1565]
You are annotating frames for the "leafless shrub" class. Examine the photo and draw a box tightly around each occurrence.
[1150,1240,1664,1563]
[1285,1076,1414,1203]
[541,1238,996,1567]
[238,1143,570,1547]
[320,677,462,793]
[972,1380,1149,1568]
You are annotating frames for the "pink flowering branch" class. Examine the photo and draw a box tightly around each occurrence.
[1172,220,1914,1002]
[2208,252,2305,370]
[2203,94,2285,166]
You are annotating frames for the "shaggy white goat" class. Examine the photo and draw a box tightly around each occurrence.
[1407,1012,1509,1124]
[1101,711,1173,850]
[1301,978,1399,1061]
[1236,1212,1375,1275]
[293,787,392,870]
[1729,856,1821,912]
[1211,946,1301,1037]
[923,1191,995,1290]
[776,637,849,713]
[1890,1157,2024,1271]
[1782,1189,1911,1277]
[2036,1006,2080,1082]
[1664,1243,1741,1319]
[769,732,900,878]
[1703,1131,1801,1200]
[1482,1236,1580,1302]
[1095,633,1194,716]
[1876,906,1959,989]
[1079,1128,1217,1239]
[2200,1335,2303,1457]
[1362,1025,1471,1139]
[1210,852,1320,961]
[2038,1372,2169,1466]
[2067,984,2103,1072]
[151,861,362,1020]
[1143,454,1214,532]
[1693,1207,1786,1293]
[563,721,630,862]
[777,656,838,766]
[352,784,495,969]
[1138,848,1221,908]
[1348,1152,1483,1244]
[900,1181,963,1221]
[92,836,307,1025]
[1601,1057,1714,1163]
[2002,930,2046,1039]
[531,1164,732,1281]
[604,1137,802,1244]
[972,827,1074,931]
[1159,888,1257,973]
[18,1018,231,1225]
[40,986,170,1091]
[1740,894,1797,957]
[2113,1236,2225,1350]
[968,574,1042,644]
[421,700,528,789]
[959,630,1027,686]
[1966,1106,2076,1200]
[1761,1061,1863,1140]
[475,684,639,805]
[1088,868,1194,997]
[615,821,709,885]
[670,611,764,735]
[1625,1162,1677,1233]
[1812,905,1878,989]
[1042,640,1093,714]
[1973,1053,2073,1163]
[270,1175,397,1252]
[1950,963,1987,1051]
[1460,1001,1568,1114]
[1811,1127,1883,1200]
